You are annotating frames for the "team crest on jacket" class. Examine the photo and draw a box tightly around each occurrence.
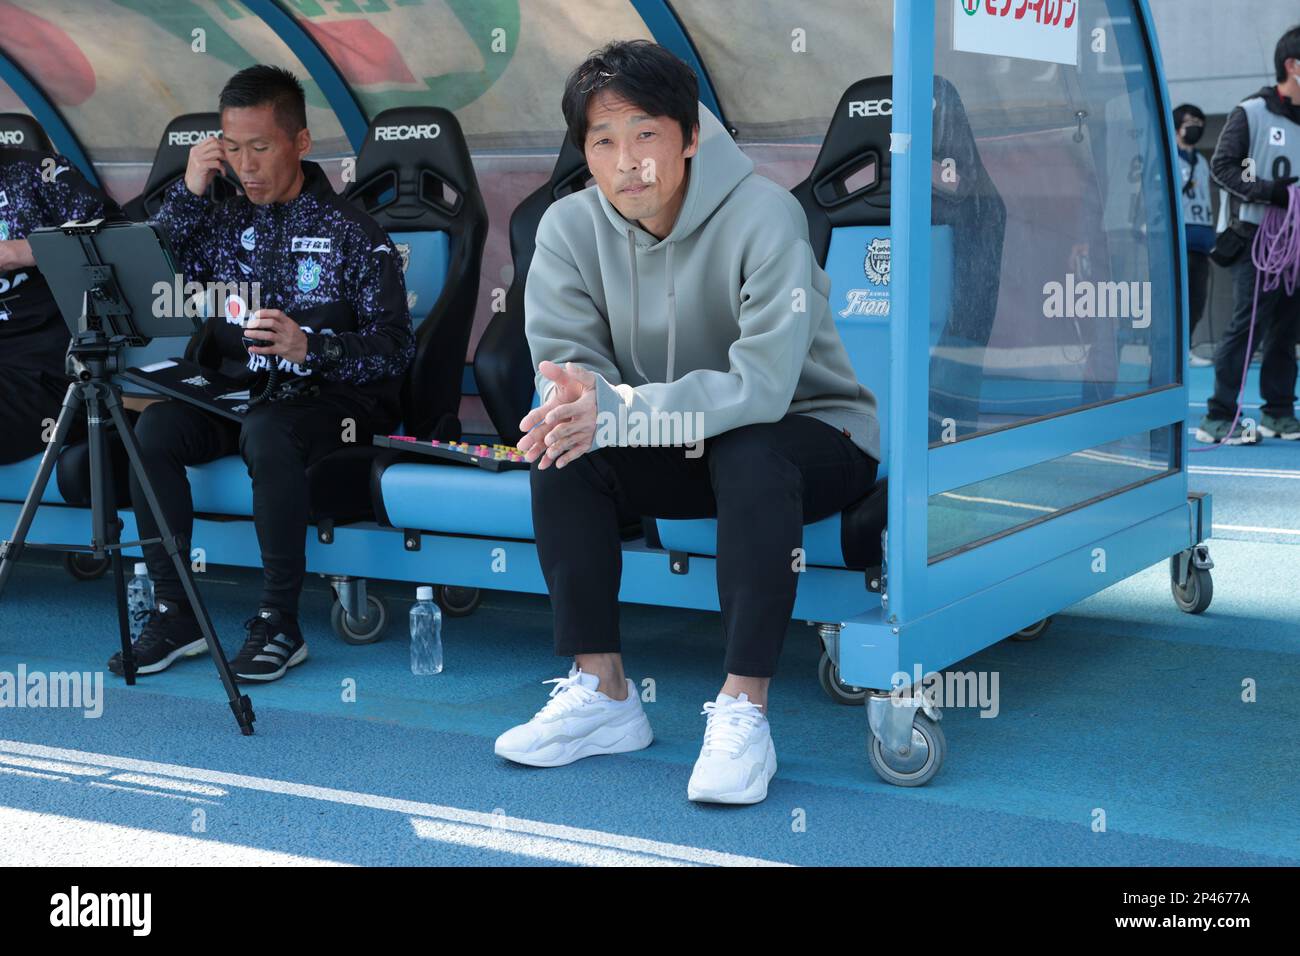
[0,221,8,241]
[864,237,890,286]
[240,226,255,251]
[297,257,322,293]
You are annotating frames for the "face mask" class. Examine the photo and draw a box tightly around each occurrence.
[1182,125,1204,146]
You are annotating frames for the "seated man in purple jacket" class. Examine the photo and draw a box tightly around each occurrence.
[108,65,413,683]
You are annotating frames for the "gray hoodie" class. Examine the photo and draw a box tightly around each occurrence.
[524,102,881,463]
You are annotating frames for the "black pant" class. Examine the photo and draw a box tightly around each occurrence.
[1206,255,1300,421]
[1187,250,1209,344]
[0,369,78,465]
[530,414,880,678]
[129,393,373,615]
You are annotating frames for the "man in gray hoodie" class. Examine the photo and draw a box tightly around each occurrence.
[495,40,881,804]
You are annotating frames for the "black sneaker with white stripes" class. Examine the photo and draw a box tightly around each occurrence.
[230,608,307,682]
[107,599,207,676]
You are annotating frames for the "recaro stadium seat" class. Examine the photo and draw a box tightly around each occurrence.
[650,77,904,571]
[0,114,79,507]
[188,106,486,522]
[53,108,485,526]
[304,105,488,527]
[346,106,487,441]
[121,113,240,221]
[474,137,591,447]
[0,113,54,153]
[373,139,588,540]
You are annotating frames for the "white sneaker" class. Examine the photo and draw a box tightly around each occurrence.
[687,692,777,804]
[494,666,653,767]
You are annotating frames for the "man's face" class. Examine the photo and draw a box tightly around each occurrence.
[220,103,310,205]
[583,90,697,239]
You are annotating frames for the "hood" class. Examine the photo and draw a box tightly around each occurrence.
[593,103,753,384]
[1247,85,1300,124]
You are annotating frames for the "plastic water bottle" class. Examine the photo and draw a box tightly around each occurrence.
[126,563,154,643]
[410,586,443,675]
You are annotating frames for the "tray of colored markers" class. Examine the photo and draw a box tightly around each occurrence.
[374,434,531,471]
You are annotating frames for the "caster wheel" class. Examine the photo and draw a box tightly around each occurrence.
[436,584,481,617]
[1170,557,1213,614]
[330,594,388,645]
[818,651,867,705]
[64,551,110,581]
[1009,616,1052,641]
[867,711,946,787]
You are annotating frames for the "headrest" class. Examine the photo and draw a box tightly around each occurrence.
[546,136,592,201]
[345,106,480,233]
[0,113,54,153]
[138,113,240,216]
[800,76,895,227]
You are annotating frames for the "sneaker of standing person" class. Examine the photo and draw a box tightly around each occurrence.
[1258,412,1300,440]
[1195,414,1246,444]
[107,599,206,676]
[494,665,653,767]
[1188,349,1213,367]
[687,691,777,805]
[230,607,307,682]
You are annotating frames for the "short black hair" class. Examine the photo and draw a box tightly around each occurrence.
[219,64,307,136]
[1173,103,1205,128]
[561,39,699,152]
[1275,25,1300,83]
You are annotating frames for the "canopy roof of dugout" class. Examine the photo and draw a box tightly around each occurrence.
[0,0,904,174]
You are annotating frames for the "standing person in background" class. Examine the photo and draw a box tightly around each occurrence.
[1174,104,1215,367]
[1199,25,1300,443]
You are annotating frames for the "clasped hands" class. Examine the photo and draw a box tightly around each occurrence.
[517,360,599,469]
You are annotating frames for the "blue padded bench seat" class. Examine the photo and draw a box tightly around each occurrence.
[187,455,253,516]
[0,454,67,504]
[381,463,534,539]
[653,513,848,569]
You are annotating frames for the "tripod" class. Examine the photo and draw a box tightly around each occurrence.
[0,319,255,735]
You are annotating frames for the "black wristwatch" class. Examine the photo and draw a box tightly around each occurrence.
[320,336,344,369]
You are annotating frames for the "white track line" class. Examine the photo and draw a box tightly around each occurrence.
[1213,523,1300,537]
[0,740,789,867]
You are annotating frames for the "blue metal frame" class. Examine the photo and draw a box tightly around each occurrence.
[628,0,726,127]
[0,0,1214,709]
[1136,0,1192,479]
[885,0,936,625]
[0,49,99,186]
[241,0,369,152]
[830,0,1208,688]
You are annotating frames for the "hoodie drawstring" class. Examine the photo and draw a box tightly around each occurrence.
[626,227,678,384]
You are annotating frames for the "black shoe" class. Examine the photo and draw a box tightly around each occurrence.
[107,599,207,676]
[231,608,307,683]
